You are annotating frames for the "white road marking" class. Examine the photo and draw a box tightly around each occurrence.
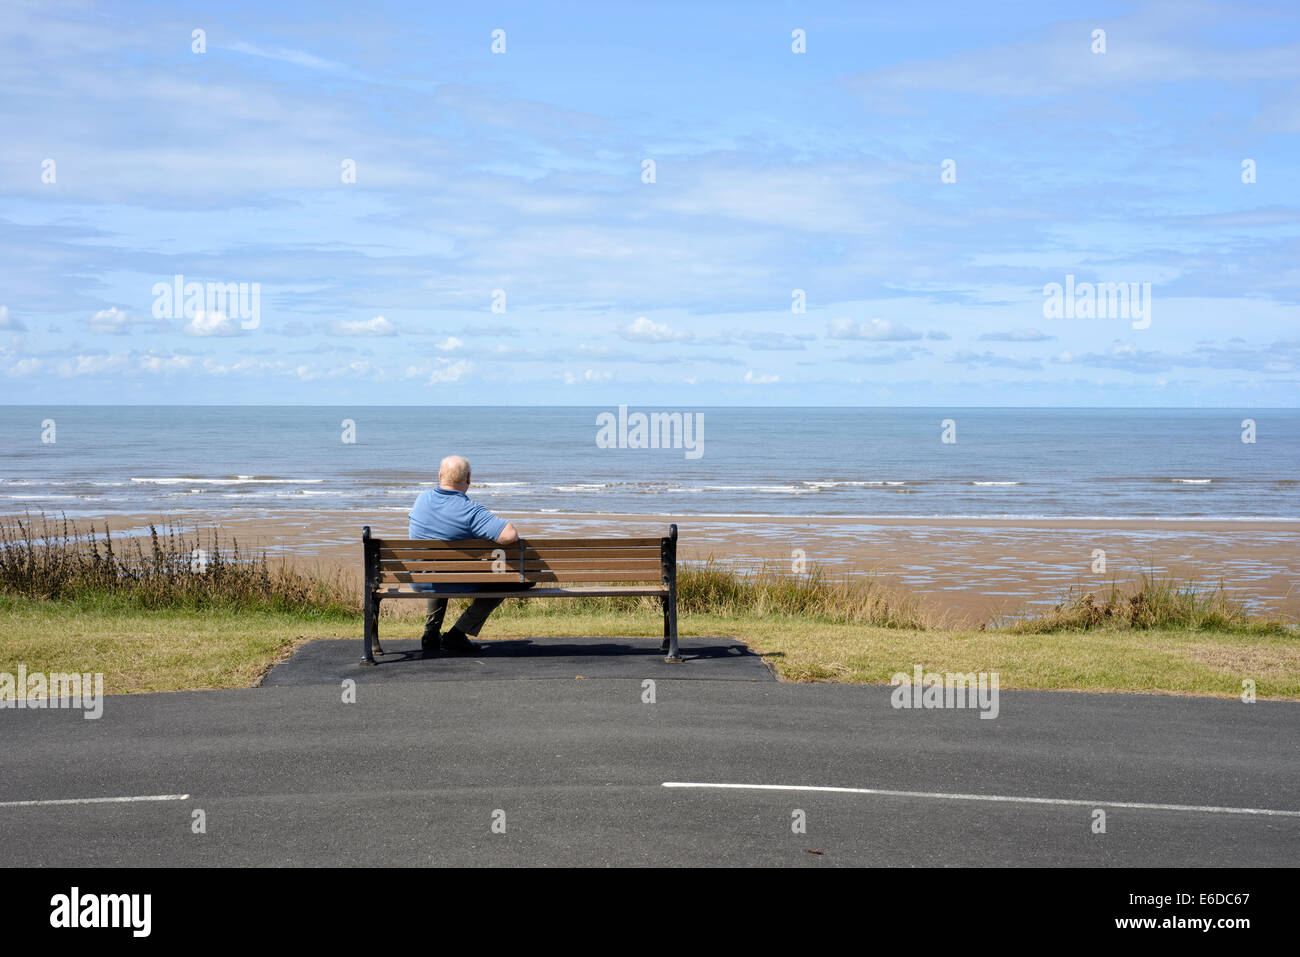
[661,782,1300,817]
[0,794,190,808]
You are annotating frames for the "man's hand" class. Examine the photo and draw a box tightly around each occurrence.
[497,522,519,545]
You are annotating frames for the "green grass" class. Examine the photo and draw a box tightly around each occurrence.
[479,600,1299,698]
[676,558,932,628]
[1,513,1296,699]
[0,592,354,694]
[2,593,1295,699]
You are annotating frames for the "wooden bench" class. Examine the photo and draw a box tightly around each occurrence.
[360,524,680,665]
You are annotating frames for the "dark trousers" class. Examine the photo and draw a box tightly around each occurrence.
[423,583,535,638]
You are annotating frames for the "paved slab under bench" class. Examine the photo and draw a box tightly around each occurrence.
[263,636,776,687]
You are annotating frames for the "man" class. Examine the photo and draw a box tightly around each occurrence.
[409,455,525,655]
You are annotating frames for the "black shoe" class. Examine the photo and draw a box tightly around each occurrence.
[440,629,483,655]
[420,633,440,656]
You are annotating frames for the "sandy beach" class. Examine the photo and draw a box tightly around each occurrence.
[36,508,1298,626]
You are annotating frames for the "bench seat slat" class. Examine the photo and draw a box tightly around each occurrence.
[379,560,524,572]
[381,572,520,583]
[524,547,661,559]
[379,547,507,561]
[379,546,661,561]
[374,585,669,598]
[380,570,664,584]
[521,571,664,582]
[374,538,498,549]
[380,559,663,572]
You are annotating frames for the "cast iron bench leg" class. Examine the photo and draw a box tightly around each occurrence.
[660,595,670,654]
[664,587,681,663]
[360,592,378,665]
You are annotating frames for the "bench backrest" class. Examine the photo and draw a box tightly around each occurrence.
[363,525,677,590]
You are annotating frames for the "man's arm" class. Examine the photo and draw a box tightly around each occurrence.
[468,500,517,545]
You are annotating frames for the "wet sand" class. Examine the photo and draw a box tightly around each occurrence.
[29,508,1298,626]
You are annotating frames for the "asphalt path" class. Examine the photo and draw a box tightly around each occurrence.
[1,637,1296,866]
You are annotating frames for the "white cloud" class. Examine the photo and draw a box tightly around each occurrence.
[138,353,195,373]
[950,350,1043,371]
[828,317,922,341]
[60,351,132,376]
[0,307,25,331]
[429,359,472,384]
[89,307,148,335]
[732,331,812,351]
[228,41,351,74]
[620,316,691,343]
[660,164,887,233]
[318,360,382,379]
[847,17,1300,105]
[183,311,245,337]
[328,315,396,337]
[744,371,780,384]
[978,328,1055,342]
[436,336,464,351]
[6,357,42,376]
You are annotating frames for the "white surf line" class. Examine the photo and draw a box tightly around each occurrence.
[0,794,190,808]
[661,783,1300,818]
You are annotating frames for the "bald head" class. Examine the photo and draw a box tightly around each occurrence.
[439,455,471,491]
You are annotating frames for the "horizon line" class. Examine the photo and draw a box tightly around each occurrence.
[1,403,1297,410]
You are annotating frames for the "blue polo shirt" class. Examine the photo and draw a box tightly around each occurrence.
[409,487,508,542]
[408,487,509,594]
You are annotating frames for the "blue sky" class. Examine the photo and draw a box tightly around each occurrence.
[1,0,1297,405]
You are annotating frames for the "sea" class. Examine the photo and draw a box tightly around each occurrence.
[2,406,1297,520]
